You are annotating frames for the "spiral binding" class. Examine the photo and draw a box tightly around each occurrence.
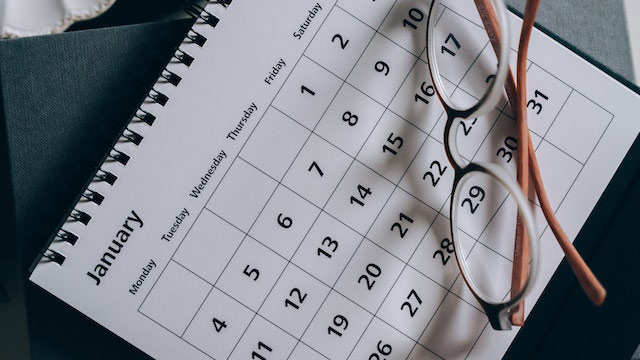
[34,0,233,268]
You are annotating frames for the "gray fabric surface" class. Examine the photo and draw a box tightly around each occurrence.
[506,0,634,82]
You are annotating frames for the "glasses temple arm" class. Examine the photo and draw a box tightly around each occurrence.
[474,0,606,319]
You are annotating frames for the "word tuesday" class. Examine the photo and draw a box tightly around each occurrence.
[86,210,143,286]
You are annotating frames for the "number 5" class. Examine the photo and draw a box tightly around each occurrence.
[243,265,260,281]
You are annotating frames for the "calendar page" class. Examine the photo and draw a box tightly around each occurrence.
[30,0,640,359]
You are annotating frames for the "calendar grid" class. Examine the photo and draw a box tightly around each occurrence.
[174,256,334,360]
[220,2,409,358]
[135,2,619,359]
[138,2,347,357]
[292,4,496,358]
[231,155,503,316]
[196,195,467,360]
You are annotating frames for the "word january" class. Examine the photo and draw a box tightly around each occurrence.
[86,210,143,286]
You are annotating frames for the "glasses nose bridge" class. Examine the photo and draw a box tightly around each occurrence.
[442,109,470,171]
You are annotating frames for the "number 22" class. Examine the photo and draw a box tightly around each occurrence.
[423,160,447,187]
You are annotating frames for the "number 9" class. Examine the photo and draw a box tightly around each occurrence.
[469,185,485,200]
[375,61,390,76]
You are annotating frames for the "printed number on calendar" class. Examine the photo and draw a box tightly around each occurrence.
[433,237,454,265]
[277,213,293,228]
[441,33,461,57]
[301,85,316,96]
[351,184,372,206]
[343,111,359,126]
[382,132,404,155]
[375,61,390,76]
[243,265,260,281]
[461,185,485,214]
[212,318,227,332]
[390,212,414,238]
[461,117,478,136]
[251,341,272,360]
[317,236,339,258]
[369,340,393,360]
[332,34,349,49]
[358,263,382,291]
[401,289,423,317]
[527,89,549,115]
[415,81,435,105]
[328,314,349,337]
[284,288,308,310]
[496,136,518,163]
[402,8,425,30]
[308,161,324,177]
[423,160,448,187]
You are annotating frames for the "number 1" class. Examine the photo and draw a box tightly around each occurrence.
[301,85,315,96]
[441,33,460,56]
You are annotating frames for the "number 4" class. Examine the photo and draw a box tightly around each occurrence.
[212,318,227,332]
[350,184,372,206]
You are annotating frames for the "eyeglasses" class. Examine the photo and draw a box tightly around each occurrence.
[425,0,538,330]
[425,0,606,330]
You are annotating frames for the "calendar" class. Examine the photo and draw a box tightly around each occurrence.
[30,0,640,359]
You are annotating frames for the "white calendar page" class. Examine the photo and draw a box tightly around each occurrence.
[30,0,640,359]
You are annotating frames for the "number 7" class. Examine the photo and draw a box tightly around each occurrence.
[441,33,460,56]
[308,161,324,177]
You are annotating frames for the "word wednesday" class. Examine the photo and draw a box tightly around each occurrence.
[86,210,143,286]
[189,149,227,198]
[129,259,156,295]
[293,2,322,40]
[226,102,258,140]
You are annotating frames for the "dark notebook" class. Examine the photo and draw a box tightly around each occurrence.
[0,18,191,359]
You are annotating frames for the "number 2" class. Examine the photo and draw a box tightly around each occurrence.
[432,238,454,265]
[423,160,447,187]
[284,288,307,310]
[390,212,414,238]
[332,34,349,49]
[358,263,382,291]
[400,289,423,317]
[461,185,485,214]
